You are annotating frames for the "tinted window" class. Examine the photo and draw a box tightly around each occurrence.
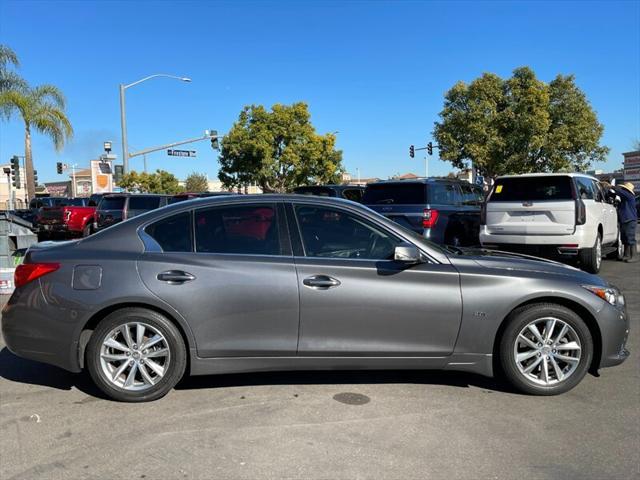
[428,184,459,205]
[294,186,336,197]
[195,205,280,255]
[145,212,192,252]
[574,177,595,200]
[294,206,400,260]
[459,183,484,205]
[342,189,363,202]
[99,196,126,210]
[129,196,161,210]
[490,177,573,202]
[362,183,426,204]
[67,198,87,206]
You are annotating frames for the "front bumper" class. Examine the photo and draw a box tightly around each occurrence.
[597,301,630,369]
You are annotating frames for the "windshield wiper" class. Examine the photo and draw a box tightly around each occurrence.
[444,245,464,255]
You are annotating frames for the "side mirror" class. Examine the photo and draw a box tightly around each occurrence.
[394,243,422,264]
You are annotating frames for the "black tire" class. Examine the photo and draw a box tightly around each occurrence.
[82,222,92,237]
[578,233,601,273]
[606,228,624,261]
[86,308,187,402]
[499,303,593,396]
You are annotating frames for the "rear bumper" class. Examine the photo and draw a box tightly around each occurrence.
[480,226,595,252]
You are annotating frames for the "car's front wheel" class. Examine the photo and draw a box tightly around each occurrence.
[499,303,593,395]
[86,308,187,402]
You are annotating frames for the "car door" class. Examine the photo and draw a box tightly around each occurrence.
[289,202,462,356]
[594,180,617,243]
[137,202,300,357]
[575,177,607,243]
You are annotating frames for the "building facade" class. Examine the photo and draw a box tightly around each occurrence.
[622,150,640,190]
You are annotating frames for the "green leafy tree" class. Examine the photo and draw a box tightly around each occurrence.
[433,67,608,178]
[185,172,209,192]
[0,83,73,200]
[119,169,183,194]
[218,102,344,192]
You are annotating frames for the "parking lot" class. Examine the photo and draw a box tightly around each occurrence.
[0,254,638,480]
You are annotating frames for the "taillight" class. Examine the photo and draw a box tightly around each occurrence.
[14,263,60,288]
[422,209,439,228]
[575,199,586,225]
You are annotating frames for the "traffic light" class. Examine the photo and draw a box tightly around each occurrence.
[33,170,38,185]
[10,156,20,188]
[114,165,124,184]
[210,130,219,150]
[427,142,433,156]
[409,145,415,158]
[56,162,63,174]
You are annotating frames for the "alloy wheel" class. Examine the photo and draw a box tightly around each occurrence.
[596,236,602,270]
[99,322,171,391]
[513,317,582,386]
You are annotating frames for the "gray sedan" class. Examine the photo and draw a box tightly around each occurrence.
[1,195,630,402]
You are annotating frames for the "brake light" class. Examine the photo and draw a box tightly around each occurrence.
[575,199,586,225]
[14,263,60,288]
[422,209,439,228]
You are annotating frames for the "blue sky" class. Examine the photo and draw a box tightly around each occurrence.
[1,0,639,184]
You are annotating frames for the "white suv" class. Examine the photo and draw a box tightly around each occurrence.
[480,173,622,273]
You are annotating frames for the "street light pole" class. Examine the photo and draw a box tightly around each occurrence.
[119,84,129,174]
[119,74,191,174]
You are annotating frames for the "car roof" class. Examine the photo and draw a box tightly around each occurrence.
[496,173,599,181]
[368,178,472,185]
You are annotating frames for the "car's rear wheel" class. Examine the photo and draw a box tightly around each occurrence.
[82,222,92,237]
[86,308,187,402]
[499,303,593,395]
[579,233,601,273]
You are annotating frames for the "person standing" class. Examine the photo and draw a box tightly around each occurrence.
[614,182,638,262]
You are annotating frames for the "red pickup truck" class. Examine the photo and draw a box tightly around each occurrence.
[36,195,103,239]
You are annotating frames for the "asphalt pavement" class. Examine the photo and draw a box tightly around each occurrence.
[0,254,638,480]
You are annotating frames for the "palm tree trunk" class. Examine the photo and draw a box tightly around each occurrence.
[24,124,35,201]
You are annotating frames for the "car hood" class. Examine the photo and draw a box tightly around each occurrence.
[447,247,606,286]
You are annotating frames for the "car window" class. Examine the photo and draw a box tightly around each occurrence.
[362,183,426,204]
[195,204,280,255]
[459,183,483,205]
[144,212,192,252]
[99,196,126,210]
[293,186,336,197]
[129,196,161,210]
[67,198,86,206]
[575,177,595,200]
[342,188,363,202]
[294,205,401,260]
[490,176,573,202]
[428,184,459,205]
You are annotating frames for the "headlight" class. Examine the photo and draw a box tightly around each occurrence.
[582,285,625,307]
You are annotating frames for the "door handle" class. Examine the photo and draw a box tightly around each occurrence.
[303,275,341,289]
[157,270,196,284]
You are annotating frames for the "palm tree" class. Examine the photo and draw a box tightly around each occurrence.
[0,45,25,93]
[0,84,73,199]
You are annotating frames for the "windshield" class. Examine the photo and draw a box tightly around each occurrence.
[99,196,126,210]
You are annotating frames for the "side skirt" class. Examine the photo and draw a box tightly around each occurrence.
[189,353,494,378]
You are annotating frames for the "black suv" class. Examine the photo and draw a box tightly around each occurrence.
[95,194,169,231]
[293,185,365,202]
[363,178,484,246]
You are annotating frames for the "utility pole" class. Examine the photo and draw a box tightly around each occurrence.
[3,168,12,211]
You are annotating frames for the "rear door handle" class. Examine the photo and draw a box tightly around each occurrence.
[303,275,341,289]
[157,270,196,284]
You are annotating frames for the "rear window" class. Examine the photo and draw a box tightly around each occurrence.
[99,196,126,210]
[427,184,459,205]
[362,183,426,204]
[294,187,336,197]
[490,177,573,202]
[67,198,86,206]
[129,196,161,210]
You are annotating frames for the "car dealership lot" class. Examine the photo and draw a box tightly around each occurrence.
[0,258,638,480]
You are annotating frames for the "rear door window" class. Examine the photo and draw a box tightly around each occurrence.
[144,212,192,252]
[490,177,573,202]
[99,197,126,210]
[342,188,363,202]
[574,177,595,200]
[458,183,484,205]
[129,196,161,210]
[362,183,426,204]
[195,204,280,255]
